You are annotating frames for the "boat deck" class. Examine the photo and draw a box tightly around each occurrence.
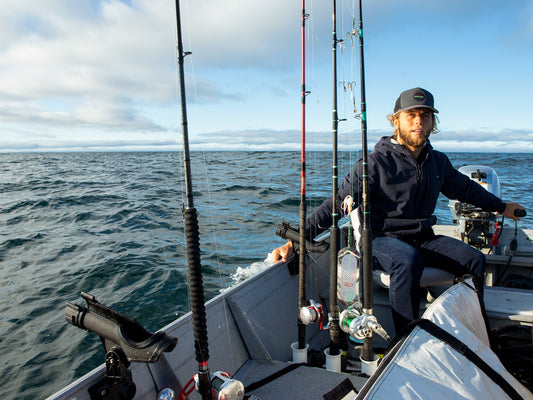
[234,359,368,400]
[434,225,533,286]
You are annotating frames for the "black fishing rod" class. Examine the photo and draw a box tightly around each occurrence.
[174,1,212,399]
[357,0,374,363]
[298,0,309,351]
[328,0,342,356]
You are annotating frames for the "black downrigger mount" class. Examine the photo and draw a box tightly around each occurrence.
[65,292,178,400]
[276,222,329,274]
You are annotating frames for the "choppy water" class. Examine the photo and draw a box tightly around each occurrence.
[0,151,531,399]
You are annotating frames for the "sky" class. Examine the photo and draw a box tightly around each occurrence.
[1,0,532,153]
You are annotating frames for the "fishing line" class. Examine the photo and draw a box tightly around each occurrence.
[172,138,194,317]
[180,0,199,104]
[338,0,360,217]
[197,151,223,289]
[338,0,361,178]
[301,0,321,226]
[173,92,192,318]
[196,151,242,374]
[298,0,326,313]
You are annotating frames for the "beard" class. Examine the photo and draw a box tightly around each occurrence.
[397,122,430,149]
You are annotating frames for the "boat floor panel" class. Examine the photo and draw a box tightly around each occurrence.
[233,359,368,400]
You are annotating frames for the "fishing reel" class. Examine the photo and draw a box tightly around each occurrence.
[180,371,244,400]
[449,166,501,249]
[194,371,244,400]
[299,299,324,330]
[339,308,390,342]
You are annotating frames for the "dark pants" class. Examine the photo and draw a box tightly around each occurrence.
[372,234,486,333]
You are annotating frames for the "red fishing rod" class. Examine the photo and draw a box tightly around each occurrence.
[297,0,310,351]
[295,2,330,354]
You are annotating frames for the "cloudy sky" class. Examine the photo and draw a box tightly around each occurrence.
[1,0,532,152]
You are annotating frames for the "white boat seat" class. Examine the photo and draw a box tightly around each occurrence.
[345,209,455,291]
[373,267,455,289]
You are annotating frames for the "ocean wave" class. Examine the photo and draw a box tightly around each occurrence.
[223,254,274,290]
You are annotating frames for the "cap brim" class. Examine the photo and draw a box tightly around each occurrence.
[396,105,439,114]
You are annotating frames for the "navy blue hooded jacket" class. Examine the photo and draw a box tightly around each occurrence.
[306,136,506,239]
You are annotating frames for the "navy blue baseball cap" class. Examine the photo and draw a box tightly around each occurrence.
[394,87,439,114]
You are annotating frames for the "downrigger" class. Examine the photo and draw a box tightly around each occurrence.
[449,165,501,250]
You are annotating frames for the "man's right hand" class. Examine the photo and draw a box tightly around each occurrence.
[272,240,294,263]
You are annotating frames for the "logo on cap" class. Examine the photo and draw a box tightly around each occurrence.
[413,93,425,101]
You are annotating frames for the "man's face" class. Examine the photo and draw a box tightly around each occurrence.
[394,108,433,151]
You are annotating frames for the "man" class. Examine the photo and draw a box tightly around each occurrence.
[272,87,525,332]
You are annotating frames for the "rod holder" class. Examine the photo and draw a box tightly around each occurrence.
[324,348,342,372]
[291,342,309,364]
[360,354,379,376]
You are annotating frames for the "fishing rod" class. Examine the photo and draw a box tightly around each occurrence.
[297,0,310,351]
[336,0,388,374]
[357,0,375,364]
[328,0,342,357]
[174,1,212,399]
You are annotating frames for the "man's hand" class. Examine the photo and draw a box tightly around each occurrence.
[502,202,526,221]
[272,241,294,263]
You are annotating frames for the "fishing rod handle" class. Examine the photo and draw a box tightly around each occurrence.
[514,209,527,218]
[275,222,329,253]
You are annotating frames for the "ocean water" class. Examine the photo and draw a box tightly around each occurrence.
[0,151,531,400]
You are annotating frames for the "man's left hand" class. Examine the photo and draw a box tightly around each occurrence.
[502,202,526,221]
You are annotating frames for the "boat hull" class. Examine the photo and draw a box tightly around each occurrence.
[48,225,533,399]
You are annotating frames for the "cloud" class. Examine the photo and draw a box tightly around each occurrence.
[0,122,180,152]
[0,0,178,132]
[3,123,532,153]
[0,0,286,135]
[431,128,533,153]
[436,128,533,144]
[187,127,533,153]
[0,0,531,153]
[180,0,303,69]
